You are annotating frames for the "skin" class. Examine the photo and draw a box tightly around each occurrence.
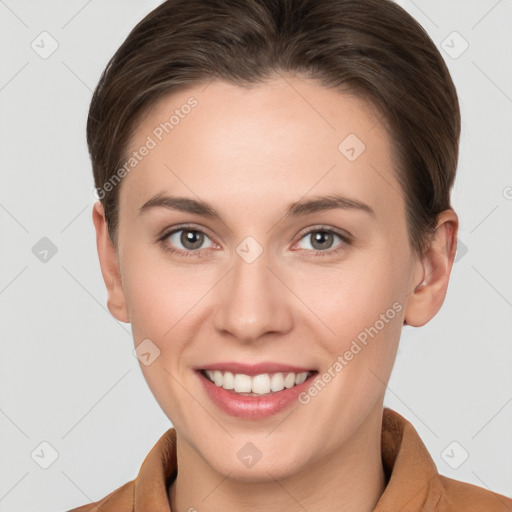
[92,75,458,512]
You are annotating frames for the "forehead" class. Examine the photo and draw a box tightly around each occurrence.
[120,75,403,220]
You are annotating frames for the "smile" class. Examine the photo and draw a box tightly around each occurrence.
[196,369,319,419]
[201,369,315,395]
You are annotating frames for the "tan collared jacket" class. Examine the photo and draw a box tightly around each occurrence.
[68,408,512,511]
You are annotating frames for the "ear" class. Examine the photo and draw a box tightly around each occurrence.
[404,209,459,327]
[92,201,130,323]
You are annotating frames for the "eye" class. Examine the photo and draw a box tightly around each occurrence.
[295,227,351,256]
[159,226,215,257]
[158,225,351,259]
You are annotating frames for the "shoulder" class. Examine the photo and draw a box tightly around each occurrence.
[437,474,512,511]
[66,479,135,512]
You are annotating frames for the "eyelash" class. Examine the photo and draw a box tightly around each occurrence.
[157,224,352,259]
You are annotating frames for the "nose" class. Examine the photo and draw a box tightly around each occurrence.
[212,246,293,343]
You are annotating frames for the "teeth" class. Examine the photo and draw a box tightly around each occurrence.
[204,370,311,395]
[234,373,252,392]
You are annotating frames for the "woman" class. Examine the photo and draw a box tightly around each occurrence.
[70,0,512,510]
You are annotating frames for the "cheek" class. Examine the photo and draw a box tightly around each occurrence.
[120,252,210,423]
[295,249,407,361]
[120,247,216,344]
[294,257,406,427]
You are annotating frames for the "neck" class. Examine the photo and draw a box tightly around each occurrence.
[168,406,387,512]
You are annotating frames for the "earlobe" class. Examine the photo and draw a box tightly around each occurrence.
[92,201,130,323]
[403,209,458,327]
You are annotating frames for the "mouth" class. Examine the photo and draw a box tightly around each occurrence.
[197,368,319,396]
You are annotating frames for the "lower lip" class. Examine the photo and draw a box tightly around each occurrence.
[196,370,318,419]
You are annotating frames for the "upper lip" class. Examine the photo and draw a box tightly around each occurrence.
[196,361,317,376]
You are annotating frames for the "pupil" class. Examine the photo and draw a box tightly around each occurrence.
[182,230,203,250]
[312,231,332,250]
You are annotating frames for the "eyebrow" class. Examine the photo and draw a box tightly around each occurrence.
[138,193,376,219]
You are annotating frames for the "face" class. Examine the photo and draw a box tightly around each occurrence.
[97,75,429,481]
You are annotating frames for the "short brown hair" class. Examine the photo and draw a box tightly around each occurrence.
[87,0,460,257]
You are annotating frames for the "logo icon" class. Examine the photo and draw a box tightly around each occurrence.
[133,338,161,366]
[338,133,366,162]
[31,441,59,469]
[441,32,469,59]
[32,237,58,263]
[236,236,264,264]
[31,31,59,59]
[237,442,263,468]
[441,441,469,469]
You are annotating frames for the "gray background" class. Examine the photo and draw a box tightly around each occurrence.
[0,1,511,511]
